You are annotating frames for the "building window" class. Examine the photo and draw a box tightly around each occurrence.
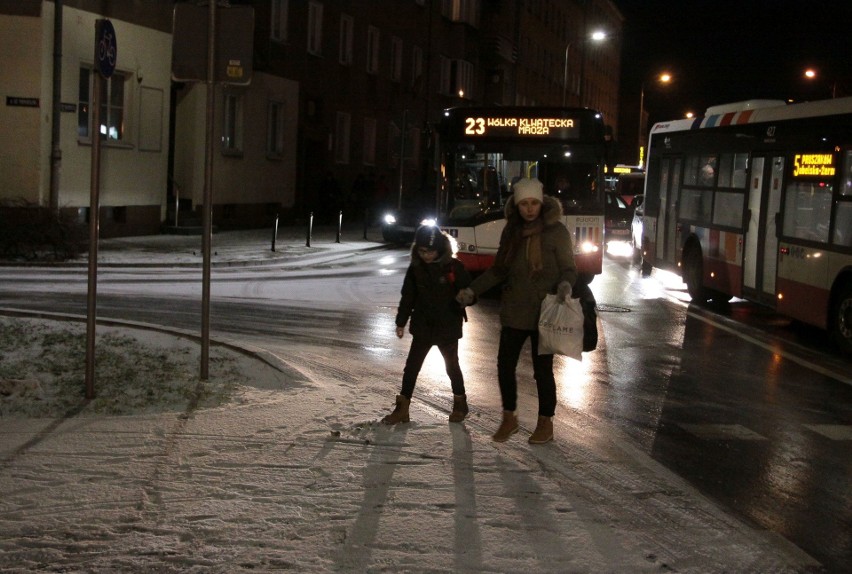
[390,36,403,82]
[271,0,289,42]
[335,112,351,164]
[439,58,472,97]
[366,26,380,75]
[411,45,423,90]
[339,14,354,65]
[78,67,126,141]
[441,0,480,27]
[267,100,285,157]
[222,92,244,153]
[307,1,323,56]
[363,117,376,166]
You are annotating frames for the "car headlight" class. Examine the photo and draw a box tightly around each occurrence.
[420,218,437,227]
[383,213,397,225]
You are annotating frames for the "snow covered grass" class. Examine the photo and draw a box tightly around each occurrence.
[0,316,242,418]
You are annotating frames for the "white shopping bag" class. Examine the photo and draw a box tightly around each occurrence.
[537,293,584,360]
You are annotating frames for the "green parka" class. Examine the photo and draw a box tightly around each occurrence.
[469,195,578,331]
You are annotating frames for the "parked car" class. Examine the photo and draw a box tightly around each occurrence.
[380,202,438,244]
[604,191,632,257]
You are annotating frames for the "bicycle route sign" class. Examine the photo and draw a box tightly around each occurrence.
[95,19,117,79]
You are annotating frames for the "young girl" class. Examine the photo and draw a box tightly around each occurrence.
[382,225,473,425]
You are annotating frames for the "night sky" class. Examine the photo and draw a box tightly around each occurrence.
[613,0,852,124]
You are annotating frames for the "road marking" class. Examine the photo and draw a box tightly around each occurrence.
[803,424,852,440]
[678,424,767,441]
[684,308,852,388]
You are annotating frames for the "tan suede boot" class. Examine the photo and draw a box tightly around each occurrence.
[448,394,469,423]
[528,415,553,444]
[382,394,411,425]
[492,410,519,442]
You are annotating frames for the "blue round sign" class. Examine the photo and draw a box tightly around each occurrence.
[96,19,117,78]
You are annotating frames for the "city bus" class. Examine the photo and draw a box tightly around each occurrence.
[606,164,645,205]
[638,97,852,355]
[437,106,611,284]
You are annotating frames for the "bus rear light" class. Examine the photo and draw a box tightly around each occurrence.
[780,246,790,255]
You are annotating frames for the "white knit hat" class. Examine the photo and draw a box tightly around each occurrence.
[512,177,544,204]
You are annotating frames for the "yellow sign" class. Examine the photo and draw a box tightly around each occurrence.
[464,116,578,137]
[793,153,835,177]
[613,166,632,174]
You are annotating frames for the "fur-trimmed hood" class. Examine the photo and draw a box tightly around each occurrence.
[408,228,455,265]
[504,194,564,226]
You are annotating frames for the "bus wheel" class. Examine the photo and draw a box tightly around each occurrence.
[682,245,706,301]
[829,281,852,356]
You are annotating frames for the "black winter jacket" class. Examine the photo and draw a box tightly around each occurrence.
[395,233,472,342]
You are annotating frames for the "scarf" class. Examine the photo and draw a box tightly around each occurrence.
[499,218,544,276]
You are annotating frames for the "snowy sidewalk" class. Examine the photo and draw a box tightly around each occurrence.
[0,335,817,573]
[0,225,821,572]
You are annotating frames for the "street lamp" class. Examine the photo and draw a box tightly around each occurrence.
[637,72,672,167]
[804,68,837,98]
[562,30,607,106]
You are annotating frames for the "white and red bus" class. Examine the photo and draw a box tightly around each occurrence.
[639,97,852,355]
[437,106,611,284]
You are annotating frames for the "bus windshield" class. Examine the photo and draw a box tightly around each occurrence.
[444,150,603,222]
[437,106,610,279]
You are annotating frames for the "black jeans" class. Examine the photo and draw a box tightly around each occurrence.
[497,326,556,417]
[401,337,465,398]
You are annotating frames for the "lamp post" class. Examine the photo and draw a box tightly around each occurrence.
[637,72,672,167]
[562,30,607,106]
[804,68,837,99]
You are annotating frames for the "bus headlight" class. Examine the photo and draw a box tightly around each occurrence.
[383,213,397,225]
[579,241,600,254]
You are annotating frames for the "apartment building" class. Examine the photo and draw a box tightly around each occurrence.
[0,0,622,236]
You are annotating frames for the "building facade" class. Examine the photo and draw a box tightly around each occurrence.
[0,0,623,236]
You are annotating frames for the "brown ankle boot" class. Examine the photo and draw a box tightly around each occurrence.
[448,394,469,423]
[382,394,410,425]
[528,415,553,444]
[492,410,519,442]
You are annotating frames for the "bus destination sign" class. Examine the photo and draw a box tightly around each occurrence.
[792,153,835,177]
[464,115,579,138]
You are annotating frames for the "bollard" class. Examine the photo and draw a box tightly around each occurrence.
[271,213,279,252]
[306,212,313,247]
[363,208,369,240]
[336,210,343,243]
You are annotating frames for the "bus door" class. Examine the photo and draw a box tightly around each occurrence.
[742,155,784,304]
[654,157,682,266]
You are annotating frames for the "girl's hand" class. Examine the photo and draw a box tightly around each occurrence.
[396,326,405,339]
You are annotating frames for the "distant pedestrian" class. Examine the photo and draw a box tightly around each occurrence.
[456,177,577,444]
[383,225,473,425]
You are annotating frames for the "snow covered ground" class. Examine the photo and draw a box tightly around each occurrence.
[0,315,820,573]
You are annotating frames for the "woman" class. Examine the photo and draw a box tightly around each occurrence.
[457,177,577,444]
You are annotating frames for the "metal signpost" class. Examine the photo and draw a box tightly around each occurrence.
[172,2,254,379]
[85,18,116,399]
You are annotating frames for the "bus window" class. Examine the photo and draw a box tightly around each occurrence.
[783,181,833,243]
[835,202,852,246]
[718,153,749,188]
[699,155,718,186]
[713,191,745,228]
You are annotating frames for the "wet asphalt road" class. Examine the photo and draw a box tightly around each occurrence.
[1,250,850,572]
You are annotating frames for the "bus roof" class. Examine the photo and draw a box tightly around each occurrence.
[649,96,852,136]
